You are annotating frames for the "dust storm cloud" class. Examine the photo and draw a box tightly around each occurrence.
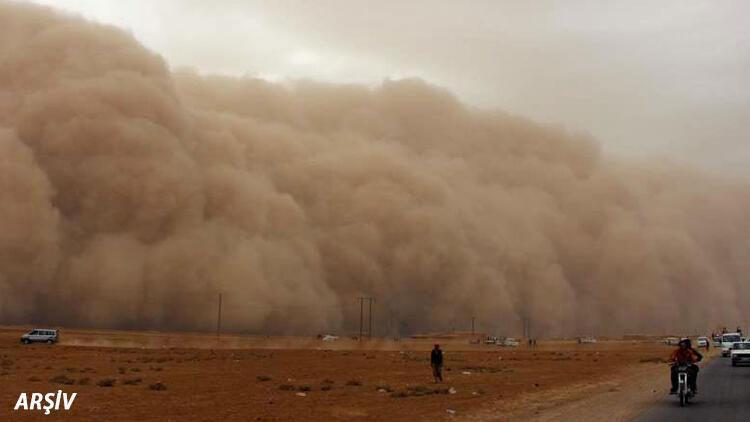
[1,2,749,337]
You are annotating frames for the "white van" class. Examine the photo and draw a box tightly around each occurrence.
[720,333,742,357]
[20,329,59,344]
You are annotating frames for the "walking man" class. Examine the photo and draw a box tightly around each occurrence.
[431,344,443,383]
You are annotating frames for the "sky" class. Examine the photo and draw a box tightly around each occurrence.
[25,0,750,175]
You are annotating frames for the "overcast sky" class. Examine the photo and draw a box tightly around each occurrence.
[27,0,750,175]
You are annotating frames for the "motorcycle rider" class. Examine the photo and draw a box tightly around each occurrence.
[669,338,703,394]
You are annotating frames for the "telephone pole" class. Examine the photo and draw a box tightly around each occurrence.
[522,315,531,339]
[359,297,364,340]
[358,297,375,340]
[216,293,223,338]
[471,316,475,336]
[368,298,374,339]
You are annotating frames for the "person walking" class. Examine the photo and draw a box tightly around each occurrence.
[430,344,444,383]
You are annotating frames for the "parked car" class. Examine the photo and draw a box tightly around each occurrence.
[484,336,499,345]
[721,333,743,357]
[696,336,709,348]
[501,337,519,347]
[730,342,750,366]
[577,336,597,344]
[663,337,680,346]
[20,329,59,344]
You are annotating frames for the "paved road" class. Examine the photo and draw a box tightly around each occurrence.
[637,356,750,421]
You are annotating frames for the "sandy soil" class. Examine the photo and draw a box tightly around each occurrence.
[467,361,666,421]
[0,327,679,421]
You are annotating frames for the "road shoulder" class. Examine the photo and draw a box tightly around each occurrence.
[467,362,666,421]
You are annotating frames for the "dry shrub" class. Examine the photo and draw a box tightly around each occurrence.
[97,378,116,387]
[50,375,75,385]
[149,382,167,391]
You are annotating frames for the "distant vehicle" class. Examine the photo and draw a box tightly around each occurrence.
[501,338,519,347]
[730,342,750,366]
[720,333,743,357]
[664,337,681,346]
[577,336,597,344]
[321,335,339,342]
[20,329,58,344]
[696,337,709,348]
[484,336,499,345]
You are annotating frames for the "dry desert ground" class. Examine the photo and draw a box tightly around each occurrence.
[0,327,684,421]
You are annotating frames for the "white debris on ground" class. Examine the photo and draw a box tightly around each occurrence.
[449,387,457,394]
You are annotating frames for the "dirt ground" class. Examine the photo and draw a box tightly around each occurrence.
[0,327,680,421]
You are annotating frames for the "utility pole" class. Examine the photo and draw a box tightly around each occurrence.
[471,316,475,336]
[358,297,375,340]
[368,298,374,339]
[359,297,364,341]
[522,315,530,339]
[216,293,223,338]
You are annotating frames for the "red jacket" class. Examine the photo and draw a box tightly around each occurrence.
[669,348,702,365]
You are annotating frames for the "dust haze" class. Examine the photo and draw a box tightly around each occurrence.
[1,2,749,337]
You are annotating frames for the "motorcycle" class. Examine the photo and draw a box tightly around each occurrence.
[675,365,694,406]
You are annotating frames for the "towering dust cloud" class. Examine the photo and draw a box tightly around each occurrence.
[1,2,749,337]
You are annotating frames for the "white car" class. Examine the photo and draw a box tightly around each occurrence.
[20,329,59,344]
[664,337,680,346]
[721,333,743,357]
[321,335,339,342]
[578,336,597,344]
[730,342,750,366]
[696,336,709,348]
[501,338,519,347]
